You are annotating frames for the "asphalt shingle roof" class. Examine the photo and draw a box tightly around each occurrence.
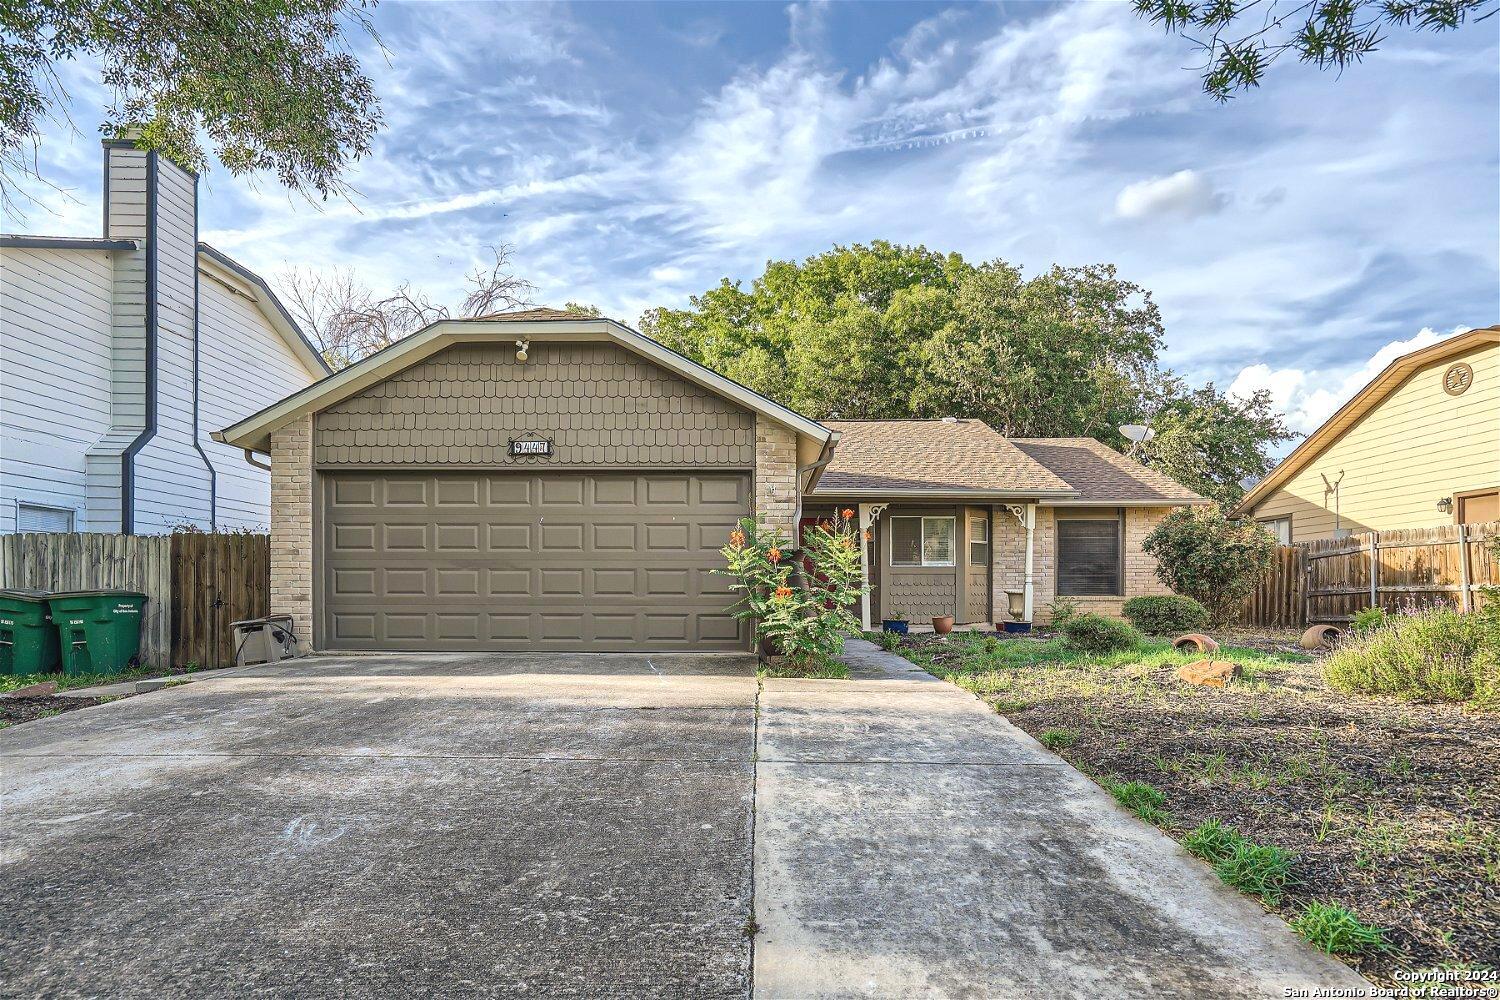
[1010,438,1205,503]
[814,420,1072,494]
[810,420,1205,504]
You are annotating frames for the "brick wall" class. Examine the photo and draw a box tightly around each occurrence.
[992,505,1176,623]
[270,416,314,651]
[754,418,799,540]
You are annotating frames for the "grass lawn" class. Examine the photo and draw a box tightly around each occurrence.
[893,629,1499,987]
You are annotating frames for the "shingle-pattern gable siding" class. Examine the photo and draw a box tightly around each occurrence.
[313,342,755,468]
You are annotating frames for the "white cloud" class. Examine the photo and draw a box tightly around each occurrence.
[1115,170,1227,220]
[1228,326,1468,438]
[528,94,612,123]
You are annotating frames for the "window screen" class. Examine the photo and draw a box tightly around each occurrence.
[891,517,922,566]
[923,518,954,565]
[969,516,989,566]
[891,516,956,567]
[17,504,75,533]
[1056,518,1120,595]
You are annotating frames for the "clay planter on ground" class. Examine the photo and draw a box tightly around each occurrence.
[1173,633,1219,654]
[932,616,955,635]
[1300,624,1342,650]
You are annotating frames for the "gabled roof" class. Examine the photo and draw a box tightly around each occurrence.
[1233,326,1500,517]
[214,314,833,459]
[1011,438,1208,505]
[811,420,1075,497]
[196,243,332,378]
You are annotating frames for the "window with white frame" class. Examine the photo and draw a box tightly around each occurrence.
[1258,516,1292,545]
[969,516,989,566]
[891,516,955,567]
[17,503,76,533]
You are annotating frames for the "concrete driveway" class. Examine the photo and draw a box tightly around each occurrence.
[0,652,759,998]
[0,644,1368,998]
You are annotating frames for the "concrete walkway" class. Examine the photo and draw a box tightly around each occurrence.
[751,638,1371,999]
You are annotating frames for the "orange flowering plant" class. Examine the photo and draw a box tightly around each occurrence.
[717,511,868,666]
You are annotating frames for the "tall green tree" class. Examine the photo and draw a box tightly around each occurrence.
[1134,0,1494,100]
[2,0,383,209]
[1138,383,1296,507]
[642,241,1295,505]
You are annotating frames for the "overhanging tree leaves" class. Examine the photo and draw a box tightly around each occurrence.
[1,0,384,210]
[1133,0,1496,100]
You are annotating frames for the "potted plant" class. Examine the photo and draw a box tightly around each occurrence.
[881,614,909,635]
[932,614,955,635]
[1002,590,1031,633]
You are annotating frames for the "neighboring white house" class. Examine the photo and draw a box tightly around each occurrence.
[0,140,329,534]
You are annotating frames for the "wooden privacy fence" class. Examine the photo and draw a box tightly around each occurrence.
[170,532,270,669]
[1239,544,1305,629]
[1239,521,1500,627]
[0,532,269,670]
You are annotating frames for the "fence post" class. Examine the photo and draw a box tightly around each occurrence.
[1458,523,1473,613]
[1368,532,1379,609]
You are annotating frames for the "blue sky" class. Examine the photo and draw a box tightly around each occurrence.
[9,1,1498,438]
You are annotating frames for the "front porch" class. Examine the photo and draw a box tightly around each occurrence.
[801,502,1039,632]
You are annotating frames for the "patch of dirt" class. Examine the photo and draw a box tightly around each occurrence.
[903,635,1500,986]
[0,695,114,729]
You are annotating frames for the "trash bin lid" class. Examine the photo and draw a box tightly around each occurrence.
[0,588,53,602]
[46,589,147,599]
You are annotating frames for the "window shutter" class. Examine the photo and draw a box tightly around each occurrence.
[1056,519,1120,595]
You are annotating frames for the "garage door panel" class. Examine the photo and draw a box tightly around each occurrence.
[384,480,429,506]
[385,569,429,597]
[384,524,428,551]
[540,523,585,551]
[323,472,750,651]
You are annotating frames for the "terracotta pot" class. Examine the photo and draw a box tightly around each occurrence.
[932,615,955,635]
[1172,633,1220,654]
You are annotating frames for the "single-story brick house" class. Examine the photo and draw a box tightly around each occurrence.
[216,311,1206,653]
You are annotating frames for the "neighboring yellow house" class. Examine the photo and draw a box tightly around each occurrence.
[1233,326,1500,541]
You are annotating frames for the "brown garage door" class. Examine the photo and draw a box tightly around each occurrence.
[321,471,750,651]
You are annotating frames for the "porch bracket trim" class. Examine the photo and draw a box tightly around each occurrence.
[858,503,889,630]
[1004,503,1037,623]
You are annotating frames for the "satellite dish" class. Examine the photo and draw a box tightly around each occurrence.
[1120,424,1156,444]
[1239,476,1260,491]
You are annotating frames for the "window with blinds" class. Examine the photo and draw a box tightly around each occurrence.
[1056,516,1121,596]
[17,503,75,533]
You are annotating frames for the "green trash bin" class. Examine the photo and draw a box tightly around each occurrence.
[48,590,147,676]
[0,589,61,676]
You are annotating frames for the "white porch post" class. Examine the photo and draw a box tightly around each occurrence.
[857,504,886,631]
[1023,502,1036,623]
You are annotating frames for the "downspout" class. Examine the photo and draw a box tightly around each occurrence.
[120,149,160,535]
[241,449,271,472]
